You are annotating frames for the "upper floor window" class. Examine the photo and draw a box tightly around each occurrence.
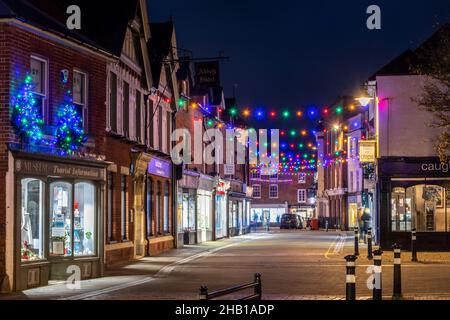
[298,189,307,203]
[73,70,88,131]
[30,56,47,121]
[269,173,278,180]
[252,184,261,199]
[251,171,261,179]
[269,184,278,199]
[122,81,130,137]
[136,90,142,143]
[109,72,118,133]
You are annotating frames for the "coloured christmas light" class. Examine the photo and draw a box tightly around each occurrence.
[11,74,45,144]
[55,90,86,154]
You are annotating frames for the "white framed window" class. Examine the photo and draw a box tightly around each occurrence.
[108,71,118,133]
[30,56,48,122]
[297,189,307,203]
[269,184,278,199]
[136,89,143,143]
[251,171,261,179]
[252,184,261,199]
[298,173,306,184]
[122,81,130,137]
[269,172,278,180]
[73,70,88,131]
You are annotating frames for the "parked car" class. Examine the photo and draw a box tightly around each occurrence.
[280,213,302,229]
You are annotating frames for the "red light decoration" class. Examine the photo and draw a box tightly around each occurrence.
[270,111,276,118]
[165,98,172,104]
[297,111,302,117]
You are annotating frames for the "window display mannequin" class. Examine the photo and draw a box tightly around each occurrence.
[21,206,32,246]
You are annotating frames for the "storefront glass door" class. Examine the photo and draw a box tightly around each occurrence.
[49,182,73,257]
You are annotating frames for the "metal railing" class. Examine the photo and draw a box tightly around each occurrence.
[199,274,262,300]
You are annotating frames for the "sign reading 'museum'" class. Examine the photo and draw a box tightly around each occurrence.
[15,159,104,180]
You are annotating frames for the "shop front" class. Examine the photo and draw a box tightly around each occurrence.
[347,195,362,229]
[9,151,106,291]
[250,203,288,226]
[145,156,174,256]
[177,170,199,246]
[289,205,315,222]
[215,180,230,239]
[228,180,246,237]
[197,174,214,243]
[378,157,450,250]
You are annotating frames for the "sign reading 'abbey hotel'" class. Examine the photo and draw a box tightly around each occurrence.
[15,159,105,180]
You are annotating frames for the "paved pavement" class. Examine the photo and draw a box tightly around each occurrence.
[3,230,450,300]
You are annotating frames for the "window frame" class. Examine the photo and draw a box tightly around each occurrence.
[252,184,261,199]
[269,184,279,199]
[30,55,48,123]
[298,189,307,203]
[73,69,89,132]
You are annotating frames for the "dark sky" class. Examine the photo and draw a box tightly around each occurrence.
[148,0,449,133]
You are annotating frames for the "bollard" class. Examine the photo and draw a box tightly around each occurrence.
[254,273,262,299]
[354,227,359,256]
[367,228,373,260]
[392,243,403,299]
[345,255,358,300]
[199,285,208,300]
[411,228,418,262]
[325,220,329,232]
[372,249,383,300]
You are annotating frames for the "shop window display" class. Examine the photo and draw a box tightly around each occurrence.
[50,182,72,256]
[74,182,95,256]
[21,178,44,262]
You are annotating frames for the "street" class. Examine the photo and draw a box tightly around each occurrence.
[5,230,450,300]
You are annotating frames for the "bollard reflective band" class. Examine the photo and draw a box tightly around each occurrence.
[346,275,356,283]
[373,266,382,273]
[374,255,382,261]
[412,236,417,240]
[394,249,401,253]
[367,235,372,239]
[394,258,401,264]
[346,262,355,267]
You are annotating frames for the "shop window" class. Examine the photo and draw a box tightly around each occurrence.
[391,185,446,232]
[73,70,88,131]
[156,182,161,234]
[163,182,169,233]
[74,182,95,256]
[107,172,114,241]
[146,178,153,237]
[252,185,261,199]
[50,182,73,257]
[21,179,44,262]
[269,184,278,199]
[121,176,127,240]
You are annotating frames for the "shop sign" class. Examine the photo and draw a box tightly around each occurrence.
[379,159,450,177]
[195,61,220,87]
[179,173,199,189]
[359,140,377,163]
[224,164,235,175]
[15,159,105,180]
[198,175,214,192]
[148,157,171,179]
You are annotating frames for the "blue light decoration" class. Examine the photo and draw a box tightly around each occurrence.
[11,74,45,144]
[55,90,86,155]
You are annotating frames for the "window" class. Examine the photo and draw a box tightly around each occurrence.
[146,178,153,237]
[251,171,261,179]
[269,184,278,199]
[298,189,307,203]
[21,179,44,262]
[166,110,171,154]
[109,72,118,132]
[164,182,170,233]
[74,182,95,256]
[148,100,154,148]
[269,173,278,180]
[136,90,142,143]
[49,182,72,257]
[252,185,261,199]
[121,176,127,240]
[107,172,114,241]
[158,106,163,151]
[30,56,47,121]
[391,185,447,233]
[123,81,130,137]
[73,70,88,131]
[298,173,306,184]
[156,182,161,234]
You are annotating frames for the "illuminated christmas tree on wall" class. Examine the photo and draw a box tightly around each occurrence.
[55,91,86,155]
[11,74,44,144]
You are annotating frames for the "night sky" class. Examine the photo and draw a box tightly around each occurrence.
[148,0,449,131]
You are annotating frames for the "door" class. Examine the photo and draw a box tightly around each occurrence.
[49,181,73,257]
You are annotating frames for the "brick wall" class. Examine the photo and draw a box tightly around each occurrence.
[0,21,108,286]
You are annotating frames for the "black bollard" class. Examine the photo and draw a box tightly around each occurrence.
[199,286,208,300]
[392,243,403,300]
[345,254,358,300]
[411,228,418,262]
[372,249,383,300]
[325,220,329,232]
[354,227,359,256]
[254,273,262,299]
[367,228,373,260]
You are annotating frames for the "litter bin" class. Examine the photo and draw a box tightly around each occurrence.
[310,219,319,230]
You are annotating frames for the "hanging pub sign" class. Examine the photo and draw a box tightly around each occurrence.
[359,140,377,163]
[195,61,220,87]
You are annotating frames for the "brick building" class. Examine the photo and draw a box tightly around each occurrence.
[0,0,114,292]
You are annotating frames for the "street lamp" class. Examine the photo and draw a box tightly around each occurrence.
[355,96,373,107]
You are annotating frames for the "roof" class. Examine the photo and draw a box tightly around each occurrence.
[0,0,139,56]
[148,21,175,85]
[370,23,450,80]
